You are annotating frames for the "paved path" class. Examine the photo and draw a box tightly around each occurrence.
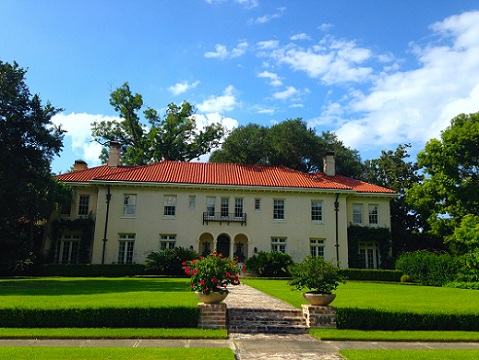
[1,284,478,359]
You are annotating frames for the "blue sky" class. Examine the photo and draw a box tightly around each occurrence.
[2,1,479,174]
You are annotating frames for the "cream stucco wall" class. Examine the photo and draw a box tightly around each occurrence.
[86,183,390,268]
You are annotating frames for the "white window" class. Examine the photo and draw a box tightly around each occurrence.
[359,241,380,269]
[163,195,177,217]
[353,204,363,224]
[58,235,80,264]
[78,195,89,216]
[159,234,176,250]
[311,200,323,222]
[221,197,229,217]
[207,197,216,217]
[273,199,285,220]
[368,204,379,225]
[310,238,325,258]
[234,198,244,218]
[118,234,135,264]
[123,194,136,217]
[255,198,261,211]
[188,195,196,210]
[271,237,287,253]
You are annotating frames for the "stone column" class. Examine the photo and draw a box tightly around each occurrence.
[198,303,227,329]
[302,305,336,329]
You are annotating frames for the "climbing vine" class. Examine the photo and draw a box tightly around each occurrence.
[347,225,392,269]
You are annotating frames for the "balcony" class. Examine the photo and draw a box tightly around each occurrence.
[203,212,247,226]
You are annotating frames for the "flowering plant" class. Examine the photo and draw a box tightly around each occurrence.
[183,252,241,295]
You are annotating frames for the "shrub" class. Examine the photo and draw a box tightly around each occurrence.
[145,247,198,275]
[245,251,293,277]
[444,281,479,290]
[400,274,411,283]
[395,250,461,286]
[337,308,479,331]
[288,256,345,293]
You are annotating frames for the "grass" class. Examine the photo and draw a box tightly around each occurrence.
[0,328,227,339]
[311,329,479,342]
[0,277,195,309]
[339,349,479,359]
[242,279,479,314]
[0,347,235,360]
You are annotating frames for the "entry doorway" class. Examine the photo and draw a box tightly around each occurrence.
[216,235,230,257]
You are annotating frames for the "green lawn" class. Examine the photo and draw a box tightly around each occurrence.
[0,277,195,309]
[339,350,479,360]
[0,347,235,360]
[242,279,479,314]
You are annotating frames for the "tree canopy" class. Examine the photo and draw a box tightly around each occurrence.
[210,118,363,177]
[0,60,65,265]
[406,112,479,239]
[91,82,225,165]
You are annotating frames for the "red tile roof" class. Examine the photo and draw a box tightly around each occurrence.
[56,161,395,194]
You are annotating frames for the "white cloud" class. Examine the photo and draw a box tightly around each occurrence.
[257,70,283,86]
[273,86,299,100]
[316,10,479,153]
[251,7,285,24]
[167,81,200,96]
[291,33,311,41]
[234,0,258,9]
[318,23,334,32]
[197,85,238,113]
[204,42,248,59]
[257,40,280,50]
[52,112,119,166]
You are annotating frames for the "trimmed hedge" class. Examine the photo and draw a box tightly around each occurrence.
[0,307,199,328]
[337,308,479,331]
[340,269,402,282]
[444,281,479,290]
[34,264,148,277]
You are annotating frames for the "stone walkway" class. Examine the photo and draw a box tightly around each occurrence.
[224,282,298,310]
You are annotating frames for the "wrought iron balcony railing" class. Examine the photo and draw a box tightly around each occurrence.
[202,212,247,225]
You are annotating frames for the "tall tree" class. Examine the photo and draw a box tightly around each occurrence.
[406,112,479,240]
[91,82,225,165]
[0,61,65,265]
[210,119,363,177]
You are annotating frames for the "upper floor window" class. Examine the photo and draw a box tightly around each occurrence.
[368,204,379,225]
[352,204,363,224]
[234,198,244,218]
[78,195,90,216]
[271,237,287,253]
[310,238,325,258]
[255,198,261,211]
[163,195,177,217]
[221,197,229,217]
[311,200,323,222]
[188,195,196,210]
[123,194,137,217]
[206,197,216,217]
[273,199,285,220]
[159,234,176,250]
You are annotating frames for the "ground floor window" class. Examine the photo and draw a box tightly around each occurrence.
[118,234,135,264]
[159,234,176,250]
[358,241,380,269]
[271,237,287,253]
[57,235,80,264]
[309,238,325,258]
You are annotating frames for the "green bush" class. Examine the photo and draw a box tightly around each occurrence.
[245,251,293,277]
[395,251,461,286]
[340,269,403,282]
[400,274,411,283]
[34,264,147,277]
[337,308,479,331]
[145,247,198,275]
[289,256,345,293]
[0,307,199,328]
[444,281,479,290]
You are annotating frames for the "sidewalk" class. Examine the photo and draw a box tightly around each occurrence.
[0,284,478,359]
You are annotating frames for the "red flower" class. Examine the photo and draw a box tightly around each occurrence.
[212,251,217,255]
[192,269,199,275]
[225,272,231,278]
[192,259,198,264]
[184,267,191,276]
[181,261,187,266]
[211,277,218,283]
[200,279,206,286]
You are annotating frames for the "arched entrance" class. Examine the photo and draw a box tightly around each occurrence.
[216,234,230,257]
[233,233,249,262]
[199,233,214,257]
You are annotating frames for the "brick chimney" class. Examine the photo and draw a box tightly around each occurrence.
[73,160,88,172]
[108,141,121,168]
[323,151,335,176]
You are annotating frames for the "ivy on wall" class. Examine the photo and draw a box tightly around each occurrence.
[51,215,95,264]
[347,225,393,269]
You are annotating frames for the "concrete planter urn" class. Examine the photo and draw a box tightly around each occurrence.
[195,290,229,304]
[302,291,336,306]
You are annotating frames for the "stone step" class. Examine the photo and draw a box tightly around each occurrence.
[227,308,308,334]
